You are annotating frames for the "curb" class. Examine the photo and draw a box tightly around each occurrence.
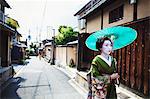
[69,79,87,99]
[12,64,26,77]
[116,85,144,99]
[52,65,87,98]
[53,65,75,79]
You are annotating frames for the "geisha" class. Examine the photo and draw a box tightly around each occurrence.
[87,37,119,99]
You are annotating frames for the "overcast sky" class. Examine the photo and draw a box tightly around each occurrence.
[5,0,89,42]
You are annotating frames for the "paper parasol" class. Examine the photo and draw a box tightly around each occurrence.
[85,26,137,51]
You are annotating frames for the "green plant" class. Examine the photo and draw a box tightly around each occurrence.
[55,25,78,45]
[69,58,75,68]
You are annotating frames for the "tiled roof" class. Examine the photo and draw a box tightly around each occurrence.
[0,0,11,8]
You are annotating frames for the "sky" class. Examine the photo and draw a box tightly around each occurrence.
[5,0,89,42]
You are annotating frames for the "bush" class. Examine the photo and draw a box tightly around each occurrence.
[69,58,75,68]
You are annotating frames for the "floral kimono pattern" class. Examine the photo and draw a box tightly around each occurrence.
[87,55,118,99]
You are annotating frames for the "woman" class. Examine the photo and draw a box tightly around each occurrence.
[87,37,119,99]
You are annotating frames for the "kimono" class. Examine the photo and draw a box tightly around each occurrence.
[87,55,118,99]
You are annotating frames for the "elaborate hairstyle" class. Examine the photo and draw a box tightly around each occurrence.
[96,37,113,51]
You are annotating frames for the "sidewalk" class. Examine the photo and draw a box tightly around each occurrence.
[52,65,88,99]
[53,64,144,99]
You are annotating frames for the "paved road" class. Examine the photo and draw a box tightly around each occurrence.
[1,57,84,99]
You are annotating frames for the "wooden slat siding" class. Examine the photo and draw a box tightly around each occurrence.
[135,28,139,89]
[136,24,143,91]
[121,48,126,84]
[79,34,82,67]
[115,51,119,73]
[117,49,122,82]
[123,17,149,96]
[113,50,117,59]
[130,41,136,88]
[141,25,145,94]
[143,20,150,95]
[77,33,95,71]
[125,45,130,86]
[134,38,138,90]
[112,51,118,72]
[77,34,84,70]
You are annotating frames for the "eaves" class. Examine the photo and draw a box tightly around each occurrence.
[80,0,107,19]
[0,21,16,34]
[0,0,11,8]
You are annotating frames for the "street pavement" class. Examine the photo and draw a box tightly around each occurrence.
[1,56,84,99]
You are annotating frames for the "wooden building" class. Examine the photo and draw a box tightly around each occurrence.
[0,0,15,92]
[74,0,149,97]
[8,18,25,64]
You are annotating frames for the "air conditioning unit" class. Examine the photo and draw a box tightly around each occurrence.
[130,0,136,4]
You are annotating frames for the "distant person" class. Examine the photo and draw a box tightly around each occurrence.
[38,50,42,60]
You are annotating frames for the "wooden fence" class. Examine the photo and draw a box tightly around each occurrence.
[113,17,150,96]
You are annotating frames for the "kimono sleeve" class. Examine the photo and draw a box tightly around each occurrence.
[89,60,111,84]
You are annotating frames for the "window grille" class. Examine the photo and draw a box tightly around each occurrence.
[109,5,124,23]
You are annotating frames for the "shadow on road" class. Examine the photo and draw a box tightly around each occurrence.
[12,60,30,66]
[1,77,26,99]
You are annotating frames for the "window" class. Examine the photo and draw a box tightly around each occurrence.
[80,19,86,29]
[109,5,124,23]
[130,0,136,4]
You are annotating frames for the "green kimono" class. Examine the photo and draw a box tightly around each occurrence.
[88,55,118,99]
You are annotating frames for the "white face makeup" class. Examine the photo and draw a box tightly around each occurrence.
[101,40,113,55]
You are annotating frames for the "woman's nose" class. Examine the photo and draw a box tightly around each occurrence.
[108,46,112,49]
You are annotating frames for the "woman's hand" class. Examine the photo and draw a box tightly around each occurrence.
[110,73,119,80]
[87,95,92,99]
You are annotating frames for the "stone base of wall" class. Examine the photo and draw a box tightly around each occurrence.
[75,71,88,91]
[0,66,13,93]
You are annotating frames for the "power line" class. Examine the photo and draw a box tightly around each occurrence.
[39,0,47,42]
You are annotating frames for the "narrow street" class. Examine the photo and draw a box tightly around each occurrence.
[1,57,84,99]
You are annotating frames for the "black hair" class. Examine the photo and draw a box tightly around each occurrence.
[96,37,112,51]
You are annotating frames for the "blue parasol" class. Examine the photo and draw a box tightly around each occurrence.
[85,26,137,51]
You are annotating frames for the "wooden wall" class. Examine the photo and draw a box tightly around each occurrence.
[113,17,150,96]
[77,33,94,71]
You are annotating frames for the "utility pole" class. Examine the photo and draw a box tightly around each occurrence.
[46,26,49,39]
[51,28,55,65]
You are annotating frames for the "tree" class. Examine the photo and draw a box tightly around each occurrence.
[6,17,19,29]
[29,43,37,55]
[55,26,78,45]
